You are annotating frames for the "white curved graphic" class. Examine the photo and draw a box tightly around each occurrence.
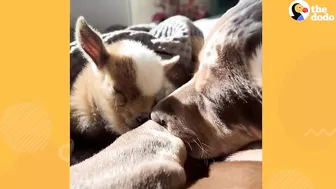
[304,128,336,137]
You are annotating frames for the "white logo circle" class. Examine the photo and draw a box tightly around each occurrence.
[289,0,310,21]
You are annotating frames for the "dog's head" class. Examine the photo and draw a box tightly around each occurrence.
[74,17,179,134]
[151,0,262,158]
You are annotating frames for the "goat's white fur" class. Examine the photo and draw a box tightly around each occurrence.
[117,40,165,96]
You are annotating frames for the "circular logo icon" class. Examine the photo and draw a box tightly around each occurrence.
[289,0,310,21]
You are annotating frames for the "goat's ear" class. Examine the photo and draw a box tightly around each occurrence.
[75,16,109,68]
[161,55,180,72]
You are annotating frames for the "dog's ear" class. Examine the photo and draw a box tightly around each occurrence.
[75,16,109,68]
[161,55,180,72]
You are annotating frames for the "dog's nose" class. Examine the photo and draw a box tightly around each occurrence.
[150,111,166,127]
[136,115,149,125]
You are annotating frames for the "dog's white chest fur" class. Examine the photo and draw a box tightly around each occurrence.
[226,149,262,162]
[249,45,262,87]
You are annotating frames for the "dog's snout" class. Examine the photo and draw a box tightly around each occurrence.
[150,112,159,123]
[150,111,167,127]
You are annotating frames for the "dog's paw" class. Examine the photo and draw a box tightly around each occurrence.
[133,160,186,189]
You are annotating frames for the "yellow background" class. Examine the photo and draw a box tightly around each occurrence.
[264,0,336,188]
[0,0,69,188]
[0,0,335,188]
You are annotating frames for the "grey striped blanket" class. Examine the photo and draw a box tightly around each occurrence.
[70,15,204,89]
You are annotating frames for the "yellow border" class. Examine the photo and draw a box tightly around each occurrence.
[0,0,69,188]
[264,0,336,188]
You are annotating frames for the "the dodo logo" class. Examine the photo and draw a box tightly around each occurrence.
[289,0,310,21]
[289,0,335,21]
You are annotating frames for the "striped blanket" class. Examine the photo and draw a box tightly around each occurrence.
[70,15,204,89]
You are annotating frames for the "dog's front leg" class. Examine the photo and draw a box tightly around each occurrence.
[70,120,187,189]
